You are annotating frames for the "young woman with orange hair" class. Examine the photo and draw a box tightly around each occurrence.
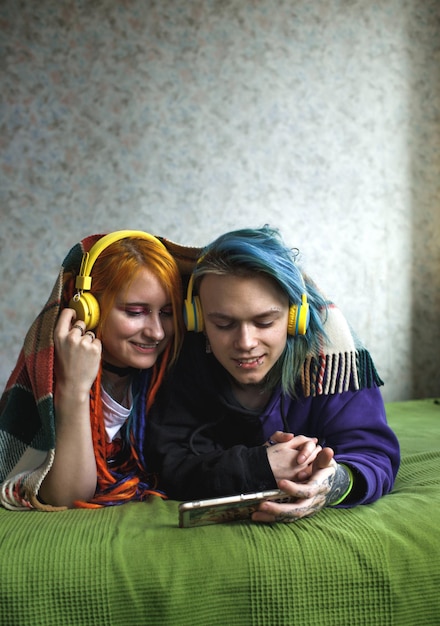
[0,231,190,510]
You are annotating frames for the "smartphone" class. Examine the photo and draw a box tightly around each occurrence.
[178,489,293,528]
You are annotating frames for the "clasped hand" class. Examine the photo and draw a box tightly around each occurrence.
[259,431,336,523]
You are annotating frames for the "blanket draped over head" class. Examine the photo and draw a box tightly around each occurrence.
[0,233,200,511]
[0,235,382,512]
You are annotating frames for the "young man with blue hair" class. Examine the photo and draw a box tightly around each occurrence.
[148,226,399,522]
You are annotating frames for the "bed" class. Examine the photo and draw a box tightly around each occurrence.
[0,398,439,626]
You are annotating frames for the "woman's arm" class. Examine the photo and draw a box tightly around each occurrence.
[39,309,101,507]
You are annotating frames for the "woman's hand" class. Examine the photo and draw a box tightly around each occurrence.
[254,448,344,523]
[54,308,102,396]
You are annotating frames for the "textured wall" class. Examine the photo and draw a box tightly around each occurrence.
[1,0,440,401]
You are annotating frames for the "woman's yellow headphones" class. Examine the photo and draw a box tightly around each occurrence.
[69,230,167,330]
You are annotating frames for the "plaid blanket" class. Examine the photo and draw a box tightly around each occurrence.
[301,303,383,396]
[0,234,200,511]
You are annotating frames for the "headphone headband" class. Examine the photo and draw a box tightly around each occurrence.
[75,230,167,291]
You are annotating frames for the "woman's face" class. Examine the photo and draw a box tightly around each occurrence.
[199,273,289,388]
[101,267,174,369]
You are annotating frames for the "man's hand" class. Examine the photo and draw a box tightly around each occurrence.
[253,448,352,523]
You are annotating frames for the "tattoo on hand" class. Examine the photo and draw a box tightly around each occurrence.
[325,464,350,506]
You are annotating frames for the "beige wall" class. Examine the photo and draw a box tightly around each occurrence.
[1,0,440,401]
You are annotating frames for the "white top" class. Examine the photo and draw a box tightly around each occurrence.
[101,385,133,442]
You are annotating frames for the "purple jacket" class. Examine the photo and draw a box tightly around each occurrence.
[148,333,400,506]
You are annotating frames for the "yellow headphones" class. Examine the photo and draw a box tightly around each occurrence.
[183,269,310,335]
[183,272,205,332]
[69,230,167,330]
[287,293,310,336]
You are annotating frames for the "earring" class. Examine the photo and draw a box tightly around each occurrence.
[205,337,212,354]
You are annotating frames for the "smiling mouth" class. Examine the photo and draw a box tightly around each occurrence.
[235,356,264,368]
[132,341,160,349]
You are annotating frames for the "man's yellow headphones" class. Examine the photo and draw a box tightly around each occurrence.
[183,270,310,335]
[69,230,167,330]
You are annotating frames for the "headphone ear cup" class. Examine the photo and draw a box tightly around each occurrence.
[69,292,100,331]
[183,295,204,332]
[287,296,310,336]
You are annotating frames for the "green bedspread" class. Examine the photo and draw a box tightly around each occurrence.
[1,399,439,626]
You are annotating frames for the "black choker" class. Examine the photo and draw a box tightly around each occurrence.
[102,362,134,377]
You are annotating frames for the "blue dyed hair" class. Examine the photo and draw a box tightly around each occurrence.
[194,225,328,396]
